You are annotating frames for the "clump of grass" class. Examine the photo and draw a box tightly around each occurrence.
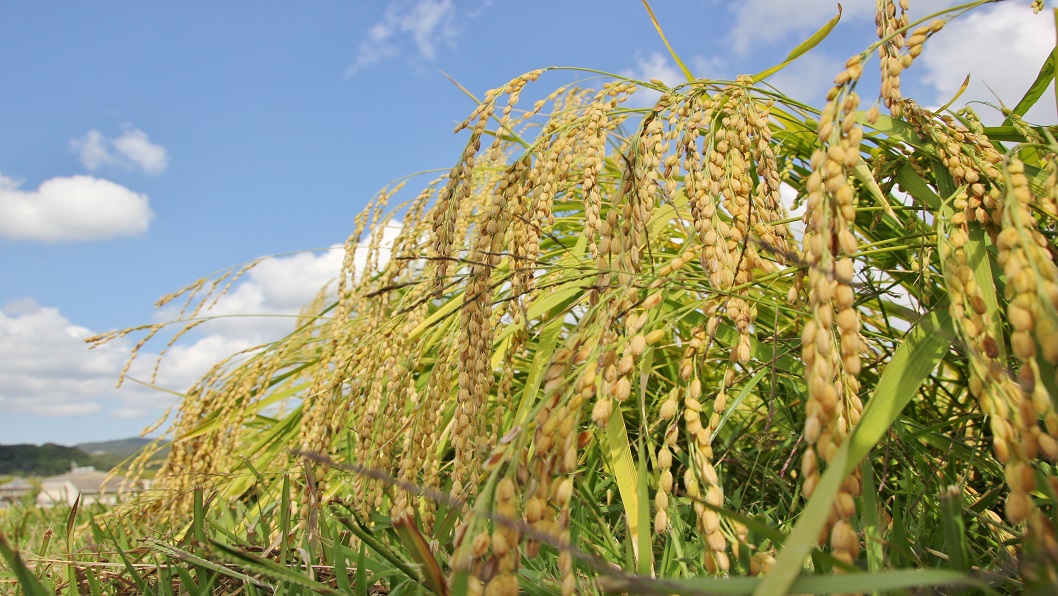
[12,0,1050,594]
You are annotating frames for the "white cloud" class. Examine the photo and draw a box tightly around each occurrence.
[184,220,404,340]
[726,0,959,56]
[0,173,153,242]
[766,52,845,105]
[346,24,401,77]
[70,130,113,171]
[401,0,454,59]
[71,127,169,174]
[0,221,405,432]
[727,0,871,56]
[626,52,684,88]
[112,129,169,174]
[0,300,141,417]
[621,52,729,108]
[346,0,460,76]
[620,52,684,108]
[917,2,1055,124]
[181,247,350,343]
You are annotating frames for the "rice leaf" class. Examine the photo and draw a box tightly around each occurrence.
[146,538,272,590]
[1005,50,1055,123]
[393,516,448,596]
[0,532,52,596]
[603,405,644,568]
[757,307,955,595]
[753,5,842,82]
[939,486,970,573]
[640,0,694,82]
[601,567,983,594]
[208,540,342,595]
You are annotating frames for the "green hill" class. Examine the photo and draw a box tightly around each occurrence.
[76,438,158,458]
[0,438,169,476]
[0,443,93,476]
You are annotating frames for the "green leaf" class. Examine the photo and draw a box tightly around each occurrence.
[280,475,291,568]
[144,538,272,590]
[0,532,52,596]
[337,516,422,587]
[393,516,448,596]
[356,540,368,596]
[193,488,206,545]
[848,305,955,467]
[713,368,768,435]
[108,529,150,595]
[64,495,81,596]
[603,407,644,568]
[331,523,352,594]
[753,5,842,82]
[939,486,970,572]
[636,431,653,577]
[858,459,885,583]
[896,164,942,211]
[512,313,565,427]
[756,307,955,596]
[601,567,982,595]
[641,0,694,83]
[209,540,343,595]
[1005,50,1055,123]
[407,290,465,340]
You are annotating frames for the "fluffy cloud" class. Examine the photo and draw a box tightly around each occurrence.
[0,300,144,417]
[620,52,685,108]
[625,52,684,88]
[917,3,1055,124]
[0,222,403,432]
[0,173,153,242]
[71,130,113,172]
[726,0,959,55]
[178,220,403,341]
[766,52,846,105]
[70,127,169,174]
[346,0,460,76]
[621,52,727,108]
[727,0,871,56]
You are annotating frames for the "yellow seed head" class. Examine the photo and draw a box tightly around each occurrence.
[646,329,666,345]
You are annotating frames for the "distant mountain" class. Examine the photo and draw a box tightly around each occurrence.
[76,438,159,457]
[0,443,94,476]
[0,438,169,477]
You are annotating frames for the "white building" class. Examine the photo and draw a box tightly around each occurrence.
[35,465,145,507]
[0,478,33,507]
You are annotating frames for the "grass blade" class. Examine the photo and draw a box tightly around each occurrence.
[1005,46,1055,123]
[753,5,841,82]
[603,405,644,568]
[602,567,983,594]
[209,539,341,595]
[145,538,272,590]
[393,516,448,596]
[0,532,52,596]
[640,0,694,82]
[756,307,955,595]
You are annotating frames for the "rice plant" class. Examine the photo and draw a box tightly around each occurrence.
[4,1,1057,593]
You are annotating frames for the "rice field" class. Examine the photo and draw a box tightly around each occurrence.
[3,1,1058,593]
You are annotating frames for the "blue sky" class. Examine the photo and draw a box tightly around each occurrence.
[1,1,1053,445]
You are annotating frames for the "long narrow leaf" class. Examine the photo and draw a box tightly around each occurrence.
[641,0,694,82]
[753,5,841,82]
[757,308,955,595]
[0,532,52,596]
